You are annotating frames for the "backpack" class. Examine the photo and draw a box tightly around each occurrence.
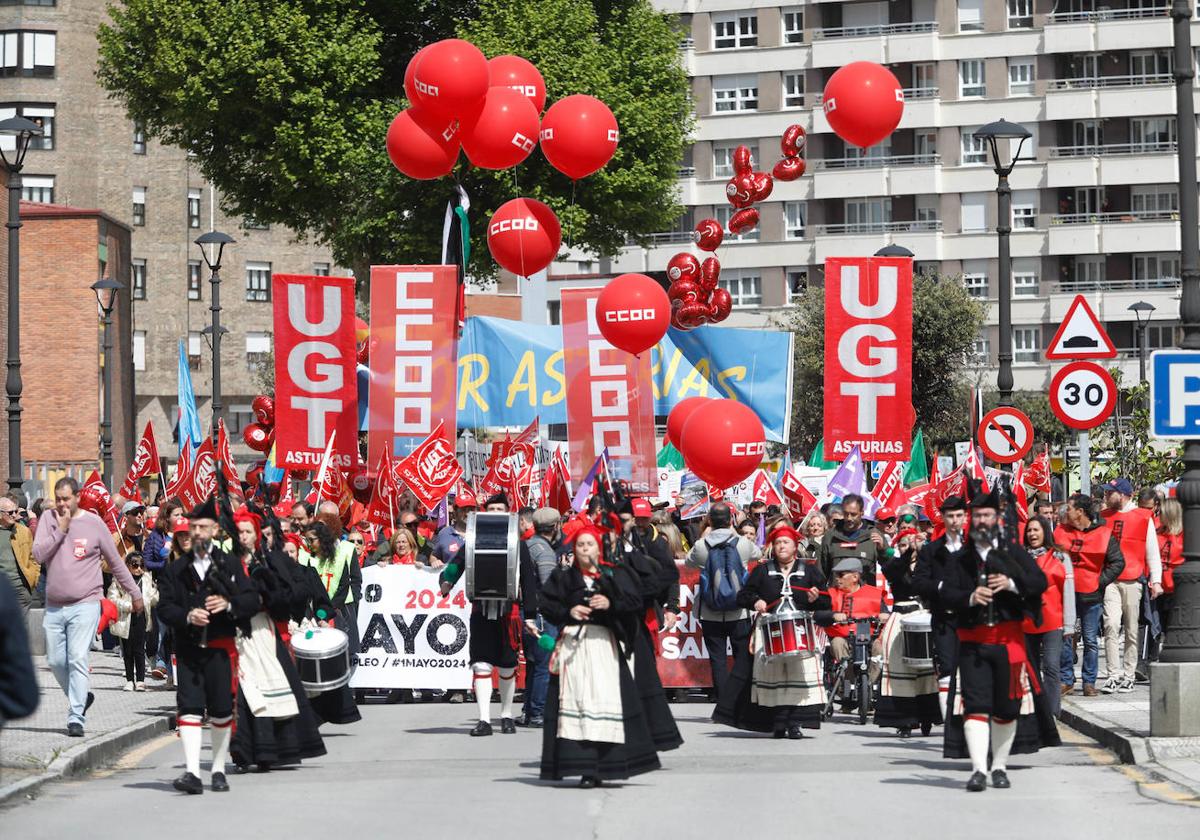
[699,536,748,612]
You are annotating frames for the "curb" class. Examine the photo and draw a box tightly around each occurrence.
[0,713,175,808]
[1059,705,1150,764]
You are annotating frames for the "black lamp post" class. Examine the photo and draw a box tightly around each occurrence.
[90,276,123,487]
[874,244,914,258]
[974,119,1032,408]
[1128,300,1156,385]
[195,230,233,442]
[0,116,43,492]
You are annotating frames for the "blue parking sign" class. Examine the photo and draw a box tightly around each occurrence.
[1150,351,1200,438]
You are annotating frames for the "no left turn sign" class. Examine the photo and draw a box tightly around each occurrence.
[977,407,1034,464]
[1050,361,1117,430]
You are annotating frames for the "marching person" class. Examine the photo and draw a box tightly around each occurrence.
[714,525,829,739]
[156,497,259,794]
[299,516,359,661]
[816,494,885,581]
[819,557,886,714]
[1022,516,1073,718]
[108,550,159,692]
[911,495,968,720]
[1099,478,1161,692]
[519,507,562,728]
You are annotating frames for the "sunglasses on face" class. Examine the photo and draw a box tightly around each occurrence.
[349,538,364,545]
[0,508,16,515]
[129,563,144,570]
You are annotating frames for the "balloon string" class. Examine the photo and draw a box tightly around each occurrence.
[566,179,577,251]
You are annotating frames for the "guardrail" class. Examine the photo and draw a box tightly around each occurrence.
[1047,73,1172,90]
[1051,277,1181,293]
[812,21,937,39]
[1048,141,1176,157]
[1050,210,1179,224]
[1048,6,1169,23]
[815,153,940,170]
[816,220,943,235]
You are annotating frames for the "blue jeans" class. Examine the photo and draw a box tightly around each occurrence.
[1028,628,1064,716]
[522,621,557,719]
[44,601,101,726]
[1062,598,1104,687]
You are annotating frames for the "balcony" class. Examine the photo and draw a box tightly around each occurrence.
[812,219,942,261]
[1043,74,1176,120]
[1047,7,1169,24]
[811,153,942,198]
[1047,210,1181,255]
[815,153,939,170]
[1044,6,1172,52]
[815,220,942,236]
[1045,73,1172,91]
[1049,277,1181,295]
[812,21,937,39]
[1046,142,1178,187]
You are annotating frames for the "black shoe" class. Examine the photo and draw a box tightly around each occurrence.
[527,716,544,728]
[66,722,84,738]
[991,769,1011,789]
[173,772,203,795]
[898,726,912,738]
[84,692,95,715]
[470,720,493,737]
[773,726,787,739]
[966,771,987,792]
[500,718,516,734]
[211,772,229,792]
[920,722,933,736]
[786,725,804,740]
[579,776,600,789]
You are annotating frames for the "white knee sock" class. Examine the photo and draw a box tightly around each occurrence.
[498,668,517,719]
[210,717,233,776]
[990,718,1017,772]
[179,715,203,776]
[474,675,493,723]
[963,716,990,775]
[938,677,951,721]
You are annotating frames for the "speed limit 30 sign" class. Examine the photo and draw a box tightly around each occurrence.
[1050,361,1117,430]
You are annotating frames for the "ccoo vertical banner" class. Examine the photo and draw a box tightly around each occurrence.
[823,257,913,460]
[273,273,360,469]
[368,266,459,467]
[561,287,657,494]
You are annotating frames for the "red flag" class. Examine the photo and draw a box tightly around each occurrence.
[83,470,121,534]
[1013,462,1030,523]
[512,417,539,446]
[751,469,783,506]
[1024,448,1052,496]
[306,432,353,521]
[962,444,988,490]
[780,470,817,521]
[215,420,242,497]
[190,438,218,506]
[904,482,931,509]
[278,470,295,503]
[870,460,907,511]
[924,466,966,525]
[454,478,478,509]
[164,444,193,501]
[479,437,533,500]
[395,420,463,511]
[365,449,400,528]
[119,421,160,498]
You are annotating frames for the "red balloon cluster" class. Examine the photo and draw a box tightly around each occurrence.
[666,397,765,489]
[822,61,905,149]
[595,273,670,356]
[243,394,276,456]
[773,124,808,182]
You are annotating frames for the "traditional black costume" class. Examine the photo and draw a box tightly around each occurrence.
[874,546,942,734]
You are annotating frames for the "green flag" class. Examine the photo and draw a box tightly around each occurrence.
[903,429,929,485]
[657,441,685,470]
[808,439,840,471]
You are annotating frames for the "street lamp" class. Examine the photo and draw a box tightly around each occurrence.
[194,230,233,442]
[1127,300,1156,385]
[90,276,123,487]
[974,118,1032,408]
[0,116,43,492]
[874,244,914,258]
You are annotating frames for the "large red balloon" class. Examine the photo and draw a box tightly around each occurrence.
[539,94,619,180]
[407,39,489,119]
[403,44,433,103]
[666,396,710,448]
[487,54,547,114]
[726,171,757,209]
[487,197,562,276]
[822,61,904,149]
[243,423,272,453]
[709,288,733,322]
[251,394,275,427]
[694,218,723,251]
[595,273,670,356]
[460,87,540,169]
[386,108,459,180]
[679,399,765,489]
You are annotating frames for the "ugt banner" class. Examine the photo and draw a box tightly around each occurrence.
[273,273,360,469]
[824,257,913,460]
[561,288,657,495]
[368,266,459,467]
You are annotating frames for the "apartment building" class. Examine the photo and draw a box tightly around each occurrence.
[547,0,1191,392]
[0,0,346,467]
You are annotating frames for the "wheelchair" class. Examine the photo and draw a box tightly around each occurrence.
[822,616,882,725]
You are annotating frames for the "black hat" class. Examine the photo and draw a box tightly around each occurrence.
[184,495,219,522]
[968,485,1001,511]
[939,494,966,513]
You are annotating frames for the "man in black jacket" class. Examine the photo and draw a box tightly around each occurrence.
[910,494,967,719]
[0,575,37,726]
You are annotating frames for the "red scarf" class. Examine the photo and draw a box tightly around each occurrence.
[207,636,240,732]
[957,620,1041,699]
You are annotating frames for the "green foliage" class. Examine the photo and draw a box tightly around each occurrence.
[786,273,987,454]
[1090,381,1182,488]
[932,388,1074,451]
[97,0,691,276]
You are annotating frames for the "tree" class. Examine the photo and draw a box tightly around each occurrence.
[97,0,691,278]
[785,273,987,454]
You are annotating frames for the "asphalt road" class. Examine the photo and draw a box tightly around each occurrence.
[3,700,1197,837]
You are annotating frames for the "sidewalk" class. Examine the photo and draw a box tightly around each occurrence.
[0,647,176,805]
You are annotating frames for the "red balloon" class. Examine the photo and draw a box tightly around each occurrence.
[487,54,547,113]
[694,218,723,251]
[460,87,540,169]
[751,172,773,203]
[679,399,765,489]
[699,256,721,291]
[486,197,562,276]
[539,94,619,179]
[822,61,904,148]
[781,124,807,158]
[667,252,700,283]
[595,273,670,356]
[710,288,733,322]
[79,485,107,516]
[357,341,370,366]
[251,395,274,427]
[667,396,711,447]
[729,207,759,235]
[246,463,264,488]
[243,423,272,453]
[403,44,433,103]
[349,467,374,504]
[386,108,459,180]
[670,308,688,331]
[676,302,710,329]
[773,156,806,182]
[668,279,702,306]
[725,171,757,209]
[733,144,753,175]
[407,38,489,120]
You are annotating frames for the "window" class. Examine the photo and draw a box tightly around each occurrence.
[245,261,271,302]
[187,260,202,301]
[1073,256,1106,289]
[715,205,759,242]
[1073,119,1102,150]
[915,130,937,158]
[0,103,54,150]
[131,258,147,300]
[1146,324,1175,349]
[784,202,806,239]
[713,74,758,112]
[845,198,891,232]
[1013,261,1039,296]
[227,404,254,435]
[1133,253,1181,284]
[132,331,146,372]
[187,332,203,370]
[786,269,808,301]
[1013,327,1041,363]
[958,0,984,32]
[913,62,937,94]
[313,262,331,277]
[713,143,758,178]
[845,138,892,164]
[961,129,987,165]
[972,336,991,364]
[547,300,561,326]
[719,270,762,308]
[246,331,271,370]
[1130,50,1171,80]
[1007,0,1033,28]
[1008,58,1035,96]
[961,193,987,232]
[0,31,55,77]
[916,195,940,224]
[132,186,146,226]
[963,273,988,298]
[1131,117,1177,151]
[1132,184,1179,214]
[133,121,146,155]
[713,11,757,49]
[783,73,804,108]
[915,261,941,278]
[959,60,985,98]
[21,174,52,203]
[187,187,201,228]
[1012,190,1037,229]
[782,8,804,43]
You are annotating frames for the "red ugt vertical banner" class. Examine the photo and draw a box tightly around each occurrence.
[560,287,657,495]
[368,266,459,467]
[823,257,913,461]
[273,274,359,469]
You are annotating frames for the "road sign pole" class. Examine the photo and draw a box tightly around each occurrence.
[1078,431,1090,496]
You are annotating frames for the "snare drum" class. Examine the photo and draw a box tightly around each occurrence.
[465,512,520,601]
[291,627,350,696]
[900,611,934,668]
[758,609,818,659]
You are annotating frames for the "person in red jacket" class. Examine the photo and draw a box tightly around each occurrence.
[1153,498,1184,663]
[1054,494,1124,697]
[1022,516,1073,717]
[822,557,887,683]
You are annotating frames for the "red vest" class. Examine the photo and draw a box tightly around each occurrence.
[1106,507,1154,581]
[1159,531,1183,593]
[825,584,884,638]
[1054,522,1113,595]
[1023,551,1066,634]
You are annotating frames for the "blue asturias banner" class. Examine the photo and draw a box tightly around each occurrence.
[455,317,794,442]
